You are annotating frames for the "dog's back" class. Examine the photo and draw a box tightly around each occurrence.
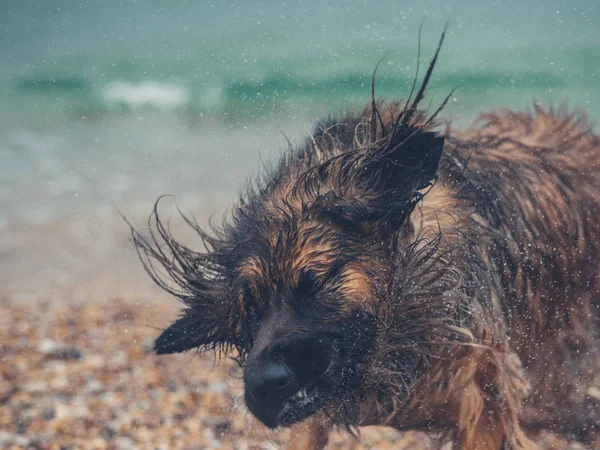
[441,107,600,433]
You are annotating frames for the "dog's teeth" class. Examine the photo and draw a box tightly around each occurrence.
[295,390,303,399]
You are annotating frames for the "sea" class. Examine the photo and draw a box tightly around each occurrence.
[1,0,598,301]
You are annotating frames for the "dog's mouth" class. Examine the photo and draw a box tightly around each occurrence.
[274,386,322,427]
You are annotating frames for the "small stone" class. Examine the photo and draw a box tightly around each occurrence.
[50,375,69,390]
[587,386,600,400]
[143,342,154,354]
[0,431,11,445]
[86,354,106,367]
[88,438,109,449]
[22,380,48,392]
[86,379,104,393]
[16,420,27,434]
[38,339,57,353]
[103,425,116,440]
[55,403,90,420]
[55,347,83,360]
[214,419,231,437]
[14,435,31,446]
[42,408,55,420]
[207,381,228,395]
[115,436,134,450]
[201,428,216,442]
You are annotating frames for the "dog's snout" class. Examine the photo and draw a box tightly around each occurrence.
[246,335,333,402]
[245,360,295,405]
[243,334,336,427]
[283,336,334,381]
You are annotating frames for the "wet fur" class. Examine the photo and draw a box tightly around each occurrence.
[131,30,600,449]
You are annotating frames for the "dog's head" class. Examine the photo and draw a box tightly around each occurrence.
[132,116,445,428]
[132,30,460,430]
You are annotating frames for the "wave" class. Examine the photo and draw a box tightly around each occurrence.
[14,75,90,94]
[6,65,590,124]
[101,81,190,110]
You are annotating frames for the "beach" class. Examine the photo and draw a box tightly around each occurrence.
[3,296,598,450]
[2,0,600,448]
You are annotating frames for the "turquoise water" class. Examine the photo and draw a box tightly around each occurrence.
[3,0,599,124]
[1,0,599,228]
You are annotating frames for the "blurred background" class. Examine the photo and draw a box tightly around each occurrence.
[1,0,599,303]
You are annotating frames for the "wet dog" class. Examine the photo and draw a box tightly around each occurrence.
[131,29,600,449]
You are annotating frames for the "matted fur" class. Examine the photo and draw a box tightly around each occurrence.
[130,30,600,450]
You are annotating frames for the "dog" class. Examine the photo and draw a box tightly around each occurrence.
[131,28,600,449]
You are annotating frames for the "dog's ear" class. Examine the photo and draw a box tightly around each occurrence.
[366,129,444,229]
[327,128,444,230]
[126,198,236,356]
[372,129,444,192]
[324,24,448,231]
[155,312,199,354]
[155,307,230,354]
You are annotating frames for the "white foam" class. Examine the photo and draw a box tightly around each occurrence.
[101,80,190,110]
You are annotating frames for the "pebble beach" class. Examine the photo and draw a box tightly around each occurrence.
[1,293,598,449]
[1,296,433,450]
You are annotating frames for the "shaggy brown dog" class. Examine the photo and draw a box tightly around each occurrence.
[131,30,600,449]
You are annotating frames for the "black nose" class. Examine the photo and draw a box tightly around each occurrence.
[244,336,334,404]
[245,360,297,406]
